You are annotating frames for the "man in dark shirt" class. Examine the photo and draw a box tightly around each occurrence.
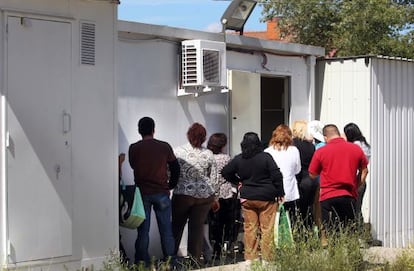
[128,117,180,267]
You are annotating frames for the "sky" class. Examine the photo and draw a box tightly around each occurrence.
[118,0,267,33]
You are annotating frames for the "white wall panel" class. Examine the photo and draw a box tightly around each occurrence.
[371,58,414,247]
[318,58,371,133]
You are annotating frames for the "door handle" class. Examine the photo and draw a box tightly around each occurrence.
[63,110,71,134]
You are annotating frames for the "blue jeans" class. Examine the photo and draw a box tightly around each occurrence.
[135,193,175,266]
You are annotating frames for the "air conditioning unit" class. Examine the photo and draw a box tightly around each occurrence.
[181,40,227,91]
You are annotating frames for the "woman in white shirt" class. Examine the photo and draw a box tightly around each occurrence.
[265,124,301,224]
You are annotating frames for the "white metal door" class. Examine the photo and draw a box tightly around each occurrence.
[6,16,72,262]
[229,70,261,156]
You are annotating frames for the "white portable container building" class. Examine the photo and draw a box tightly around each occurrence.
[0,0,118,269]
[117,20,325,260]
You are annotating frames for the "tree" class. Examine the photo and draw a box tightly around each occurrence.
[260,0,414,58]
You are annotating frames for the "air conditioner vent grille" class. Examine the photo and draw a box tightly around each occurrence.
[203,49,220,84]
[182,45,197,85]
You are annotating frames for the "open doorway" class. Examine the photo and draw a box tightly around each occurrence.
[260,76,290,145]
[229,71,290,156]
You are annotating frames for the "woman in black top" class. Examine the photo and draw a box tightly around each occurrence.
[221,132,284,264]
[291,120,317,229]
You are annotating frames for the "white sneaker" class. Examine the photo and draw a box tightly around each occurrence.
[243,259,260,271]
[244,259,252,270]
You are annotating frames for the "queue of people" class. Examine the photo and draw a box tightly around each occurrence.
[122,116,371,269]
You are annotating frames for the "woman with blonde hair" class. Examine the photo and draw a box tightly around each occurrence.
[291,120,318,228]
[265,124,301,224]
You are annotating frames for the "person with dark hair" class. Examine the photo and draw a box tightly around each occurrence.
[343,122,371,226]
[265,124,301,225]
[221,132,284,266]
[128,116,180,268]
[172,123,219,267]
[308,124,369,239]
[206,133,238,257]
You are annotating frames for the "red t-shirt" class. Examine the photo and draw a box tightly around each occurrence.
[308,137,369,201]
[128,138,176,195]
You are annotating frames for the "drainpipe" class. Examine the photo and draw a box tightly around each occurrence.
[306,56,316,121]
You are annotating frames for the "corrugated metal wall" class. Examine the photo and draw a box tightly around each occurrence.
[371,58,414,247]
[316,56,414,248]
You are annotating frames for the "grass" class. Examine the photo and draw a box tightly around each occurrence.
[380,248,414,271]
[97,221,414,271]
[264,221,365,271]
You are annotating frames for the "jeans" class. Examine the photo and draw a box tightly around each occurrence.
[135,193,175,266]
[356,182,366,226]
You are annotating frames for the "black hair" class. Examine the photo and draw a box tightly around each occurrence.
[138,117,155,137]
[240,132,263,159]
[207,133,227,154]
[344,122,370,148]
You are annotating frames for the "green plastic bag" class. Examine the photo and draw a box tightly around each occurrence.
[274,203,294,248]
[120,185,146,229]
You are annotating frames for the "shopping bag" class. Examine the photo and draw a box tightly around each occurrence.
[119,185,146,229]
[274,203,294,248]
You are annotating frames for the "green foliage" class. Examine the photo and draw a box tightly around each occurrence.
[260,0,414,58]
[51,243,414,271]
[268,223,365,271]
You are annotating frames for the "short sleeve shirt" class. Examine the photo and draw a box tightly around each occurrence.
[308,137,369,201]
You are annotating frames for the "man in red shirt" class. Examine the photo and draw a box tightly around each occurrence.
[309,124,368,232]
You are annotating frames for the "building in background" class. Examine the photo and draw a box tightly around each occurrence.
[243,18,282,41]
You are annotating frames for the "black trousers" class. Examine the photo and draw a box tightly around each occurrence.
[209,197,240,255]
[172,194,214,263]
[321,196,356,231]
[297,175,318,227]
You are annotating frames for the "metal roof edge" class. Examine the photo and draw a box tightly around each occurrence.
[318,55,414,62]
[117,20,325,57]
[224,34,325,57]
[118,20,222,42]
